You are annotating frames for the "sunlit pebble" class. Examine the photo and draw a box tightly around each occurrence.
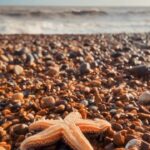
[125,139,141,149]
[14,65,24,75]
[12,93,24,100]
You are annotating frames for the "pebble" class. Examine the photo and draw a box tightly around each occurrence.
[112,123,123,131]
[138,91,150,105]
[142,133,150,143]
[80,100,89,106]
[48,66,59,76]
[40,96,56,108]
[14,65,24,75]
[125,139,141,149]
[79,62,91,74]
[89,105,98,111]
[12,93,24,100]
[129,65,150,77]
[0,142,11,150]
[113,131,126,146]
[56,104,66,113]
[9,124,28,136]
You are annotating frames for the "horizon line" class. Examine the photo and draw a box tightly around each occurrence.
[0,4,150,7]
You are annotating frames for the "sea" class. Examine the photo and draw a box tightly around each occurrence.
[0,6,150,34]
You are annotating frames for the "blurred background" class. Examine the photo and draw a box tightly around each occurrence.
[0,0,150,34]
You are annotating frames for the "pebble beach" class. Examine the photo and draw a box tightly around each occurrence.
[0,34,150,150]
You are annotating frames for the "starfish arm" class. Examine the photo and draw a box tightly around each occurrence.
[75,119,111,133]
[29,120,60,131]
[64,112,82,123]
[20,124,63,150]
[63,124,93,150]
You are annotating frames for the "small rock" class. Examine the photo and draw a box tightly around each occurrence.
[48,66,59,76]
[40,96,56,108]
[12,93,24,100]
[112,123,123,131]
[0,127,6,139]
[129,65,150,77]
[142,133,150,143]
[89,105,98,111]
[14,65,24,75]
[0,55,9,62]
[125,139,141,149]
[141,140,150,150]
[9,124,28,136]
[80,100,89,106]
[56,104,65,113]
[0,142,11,150]
[139,91,150,105]
[26,54,34,64]
[114,131,126,146]
[79,62,91,74]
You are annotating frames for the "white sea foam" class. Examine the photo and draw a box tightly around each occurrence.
[0,6,150,34]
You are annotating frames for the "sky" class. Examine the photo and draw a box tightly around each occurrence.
[0,0,150,6]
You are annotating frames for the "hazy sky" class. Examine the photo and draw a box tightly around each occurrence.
[0,0,150,6]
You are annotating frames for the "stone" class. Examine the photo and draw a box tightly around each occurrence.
[0,142,11,150]
[112,123,123,131]
[113,131,126,146]
[40,96,56,108]
[9,124,28,136]
[79,62,91,74]
[129,65,150,77]
[48,66,59,76]
[56,104,65,113]
[139,91,150,105]
[12,93,24,100]
[142,133,150,143]
[14,65,24,75]
[125,139,141,149]
[80,100,89,106]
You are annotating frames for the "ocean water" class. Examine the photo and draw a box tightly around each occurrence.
[0,6,150,34]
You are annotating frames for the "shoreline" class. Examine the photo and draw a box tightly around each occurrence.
[0,33,149,150]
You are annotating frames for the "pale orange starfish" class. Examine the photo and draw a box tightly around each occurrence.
[20,112,111,150]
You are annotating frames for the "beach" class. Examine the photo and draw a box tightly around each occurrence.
[0,34,149,150]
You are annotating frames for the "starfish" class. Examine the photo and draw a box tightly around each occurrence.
[20,112,111,150]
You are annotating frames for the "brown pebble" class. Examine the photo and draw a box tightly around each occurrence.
[0,142,11,150]
[112,123,123,131]
[114,130,126,146]
[2,121,12,130]
[139,91,150,105]
[12,92,24,100]
[141,140,150,150]
[104,143,115,150]
[48,66,59,76]
[0,127,6,139]
[56,104,65,112]
[138,113,150,120]
[9,124,28,137]
[40,96,56,108]
[14,65,24,75]
[142,133,150,143]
